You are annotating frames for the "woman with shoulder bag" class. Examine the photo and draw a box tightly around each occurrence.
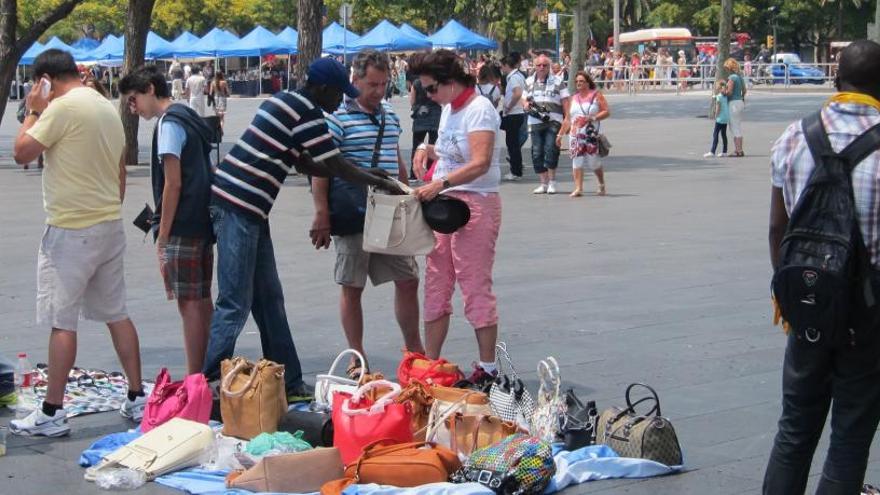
[411,50,503,390]
[557,71,610,197]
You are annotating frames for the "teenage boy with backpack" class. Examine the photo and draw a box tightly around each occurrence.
[119,65,215,375]
[766,40,880,494]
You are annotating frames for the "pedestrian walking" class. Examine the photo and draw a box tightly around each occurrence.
[310,51,424,376]
[411,49,503,390]
[185,65,207,117]
[765,40,880,494]
[11,49,146,436]
[500,54,526,181]
[557,71,609,197]
[704,80,730,157]
[524,54,570,194]
[120,65,215,375]
[211,71,229,126]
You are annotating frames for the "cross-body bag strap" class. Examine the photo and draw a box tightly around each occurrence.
[368,109,387,169]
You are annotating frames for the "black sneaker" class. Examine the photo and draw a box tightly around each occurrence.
[286,382,315,404]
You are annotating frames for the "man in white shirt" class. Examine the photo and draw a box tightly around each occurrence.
[184,65,207,116]
[501,54,526,180]
[523,54,570,194]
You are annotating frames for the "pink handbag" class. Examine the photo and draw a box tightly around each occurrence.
[140,369,212,432]
[332,380,413,466]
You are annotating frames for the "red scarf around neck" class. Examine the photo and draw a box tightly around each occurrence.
[451,86,475,111]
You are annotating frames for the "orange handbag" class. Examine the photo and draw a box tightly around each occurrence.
[397,352,464,387]
[320,440,461,495]
[396,382,434,441]
[446,413,525,457]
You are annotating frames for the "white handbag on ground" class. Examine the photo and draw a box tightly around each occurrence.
[85,418,213,481]
[424,387,493,447]
[362,180,435,256]
[314,348,366,408]
[531,356,567,444]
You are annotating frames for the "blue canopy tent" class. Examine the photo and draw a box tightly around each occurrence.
[146,32,176,59]
[71,37,101,52]
[80,34,123,62]
[170,31,200,54]
[349,20,431,52]
[398,23,428,41]
[19,41,45,65]
[322,22,359,54]
[276,26,298,53]
[427,20,497,50]
[219,25,289,57]
[177,27,239,58]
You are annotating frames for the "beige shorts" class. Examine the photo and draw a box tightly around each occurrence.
[333,233,419,288]
[36,220,129,331]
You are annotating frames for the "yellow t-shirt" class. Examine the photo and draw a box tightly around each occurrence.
[27,86,125,229]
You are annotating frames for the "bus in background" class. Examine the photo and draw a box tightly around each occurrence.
[614,28,696,60]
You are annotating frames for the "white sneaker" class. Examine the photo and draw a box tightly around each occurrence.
[703,152,714,158]
[503,173,521,181]
[717,152,726,157]
[10,407,70,437]
[533,183,548,194]
[120,394,147,422]
[547,181,558,194]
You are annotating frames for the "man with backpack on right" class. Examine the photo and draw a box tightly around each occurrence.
[766,40,880,494]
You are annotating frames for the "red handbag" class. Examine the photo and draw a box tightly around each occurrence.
[397,351,464,387]
[140,369,212,432]
[332,380,413,466]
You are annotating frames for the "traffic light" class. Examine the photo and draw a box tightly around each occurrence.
[767,35,775,48]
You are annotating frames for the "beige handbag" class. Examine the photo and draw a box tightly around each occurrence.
[228,447,344,493]
[362,180,435,256]
[424,386,493,447]
[85,418,213,481]
[220,357,287,440]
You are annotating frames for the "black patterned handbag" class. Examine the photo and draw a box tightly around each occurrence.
[596,383,683,466]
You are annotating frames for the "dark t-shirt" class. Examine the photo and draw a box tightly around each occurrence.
[411,79,442,133]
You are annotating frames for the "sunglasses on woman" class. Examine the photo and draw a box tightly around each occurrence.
[424,82,442,94]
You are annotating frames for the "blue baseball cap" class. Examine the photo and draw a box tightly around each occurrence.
[307,58,359,98]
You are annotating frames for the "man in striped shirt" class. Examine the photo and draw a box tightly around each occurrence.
[523,54,569,194]
[203,58,398,401]
[310,50,423,376]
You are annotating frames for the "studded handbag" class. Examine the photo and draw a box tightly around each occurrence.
[596,383,683,466]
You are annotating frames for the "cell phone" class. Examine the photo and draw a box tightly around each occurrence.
[40,78,51,98]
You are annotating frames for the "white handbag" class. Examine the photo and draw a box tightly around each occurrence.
[488,342,535,430]
[424,387,493,448]
[362,180,435,256]
[85,418,213,481]
[314,348,366,408]
[531,356,567,444]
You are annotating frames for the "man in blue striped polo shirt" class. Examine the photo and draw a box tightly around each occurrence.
[309,50,424,376]
[203,58,399,401]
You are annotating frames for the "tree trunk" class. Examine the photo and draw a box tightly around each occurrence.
[295,0,323,88]
[119,0,157,166]
[570,0,592,89]
[0,0,84,129]
[716,0,733,81]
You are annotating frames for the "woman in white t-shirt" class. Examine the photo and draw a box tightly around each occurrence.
[410,50,502,388]
[476,63,502,109]
[557,71,610,197]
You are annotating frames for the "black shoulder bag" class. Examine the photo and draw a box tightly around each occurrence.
[328,109,386,236]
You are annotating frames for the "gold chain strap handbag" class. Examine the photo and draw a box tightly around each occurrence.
[596,383,683,466]
[220,357,287,440]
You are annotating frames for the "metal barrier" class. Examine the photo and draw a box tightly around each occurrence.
[584,62,838,93]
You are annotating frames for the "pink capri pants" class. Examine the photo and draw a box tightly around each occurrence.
[423,191,502,329]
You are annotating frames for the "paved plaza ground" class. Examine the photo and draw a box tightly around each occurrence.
[1,88,874,494]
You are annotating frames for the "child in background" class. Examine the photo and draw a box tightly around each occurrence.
[704,80,730,157]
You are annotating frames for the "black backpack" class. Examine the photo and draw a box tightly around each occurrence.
[773,111,880,343]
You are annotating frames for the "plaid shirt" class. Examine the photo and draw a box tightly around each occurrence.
[771,102,880,265]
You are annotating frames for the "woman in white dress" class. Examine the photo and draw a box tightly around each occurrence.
[556,71,610,197]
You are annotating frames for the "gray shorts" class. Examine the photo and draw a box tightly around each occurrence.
[36,219,129,331]
[333,233,419,288]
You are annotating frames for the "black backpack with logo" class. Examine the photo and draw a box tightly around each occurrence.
[773,111,880,342]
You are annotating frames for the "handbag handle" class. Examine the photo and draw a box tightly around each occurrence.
[326,348,366,383]
[422,391,480,440]
[624,382,661,417]
[537,356,561,401]
[220,359,260,399]
[448,413,489,455]
[495,342,520,380]
[342,380,401,415]
[401,352,463,385]
[145,387,189,426]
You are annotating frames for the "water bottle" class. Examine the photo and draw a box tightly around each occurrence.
[13,353,33,419]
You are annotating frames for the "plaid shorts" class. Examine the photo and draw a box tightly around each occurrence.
[161,236,213,301]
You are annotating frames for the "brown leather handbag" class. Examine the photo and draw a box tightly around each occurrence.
[446,413,525,457]
[220,357,287,440]
[320,441,461,495]
[397,382,434,441]
[425,386,493,443]
[228,447,344,493]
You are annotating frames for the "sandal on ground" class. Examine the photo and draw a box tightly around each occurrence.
[570,189,582,197]
[597,184,607,196]
[346,360,369,381]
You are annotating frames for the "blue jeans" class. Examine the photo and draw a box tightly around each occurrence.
[530,122,562,174]
[202,205,303,393]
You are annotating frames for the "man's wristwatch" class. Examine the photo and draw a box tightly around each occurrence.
[27,110,41,118]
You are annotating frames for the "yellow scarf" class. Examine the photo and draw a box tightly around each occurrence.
[827,92,880,112]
